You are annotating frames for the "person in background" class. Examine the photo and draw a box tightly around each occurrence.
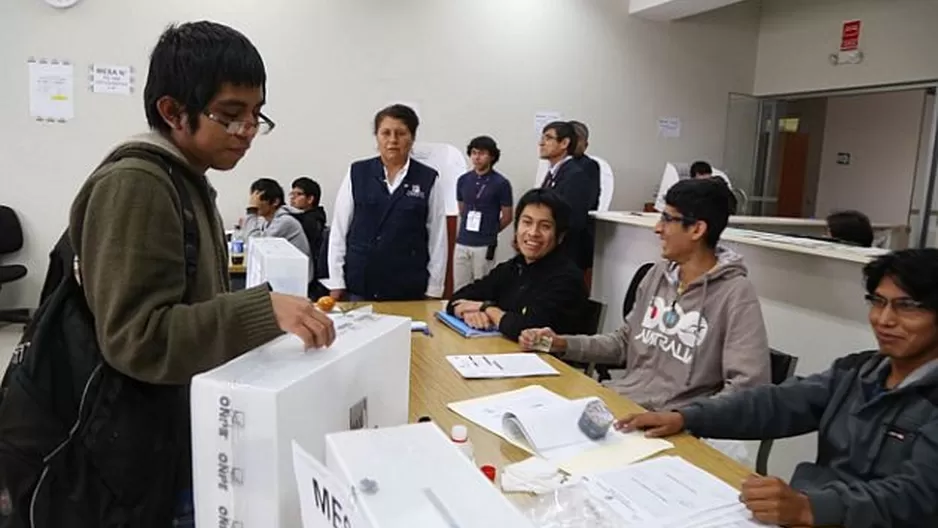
[453,135,513,291]
[569,120,602,273]
[448,188,587,341]
[328,104,447,301]
[690,160,713,179]
[0,21,334,527]
[288,176,328,293]
[521,178,770,410]
[826,210,874,247]
[242,178,314,281]
[538,121,600,271]
[620,249,938,528]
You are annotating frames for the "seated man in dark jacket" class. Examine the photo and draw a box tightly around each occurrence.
[447,188,588,341]
[618,248,938,528]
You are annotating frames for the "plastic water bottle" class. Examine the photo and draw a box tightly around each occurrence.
[231,225,245,265]
[450,424,474,463]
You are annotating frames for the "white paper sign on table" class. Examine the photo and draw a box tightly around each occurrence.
[292,441,367,528]
[446,353,559,379]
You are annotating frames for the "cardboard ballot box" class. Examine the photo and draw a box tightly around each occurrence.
[246,237,309,297]
[191,310,411,528]
[324,423,536,528]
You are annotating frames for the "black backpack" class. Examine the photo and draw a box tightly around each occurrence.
[0,147,199,528]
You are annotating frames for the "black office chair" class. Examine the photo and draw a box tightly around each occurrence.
[0,206,30,324]
[590,262,655,381]
[755,349,799,475]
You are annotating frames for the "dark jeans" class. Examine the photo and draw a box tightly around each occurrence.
[172,490,194,527]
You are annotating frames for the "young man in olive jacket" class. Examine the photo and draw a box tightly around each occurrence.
[6,22,335,527]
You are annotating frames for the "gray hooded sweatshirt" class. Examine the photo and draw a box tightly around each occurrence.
[560,247,771,410]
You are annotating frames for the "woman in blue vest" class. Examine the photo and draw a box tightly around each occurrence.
[327,104,447,301]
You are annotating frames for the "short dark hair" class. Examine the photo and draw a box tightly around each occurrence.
[144,21,267,134]
[864,249,938,314]
[466,135,501,165]
[373,104,419,137]
[569,120,589,141]
[665,178,734,248]
[250,178,285,208]
[514,188,571,238]
[292,177,321,204]
[543,121,577,156]
[690,161,713,178]
[827,210,874,247]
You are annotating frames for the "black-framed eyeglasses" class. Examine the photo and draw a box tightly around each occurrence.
[204,111,276,136]
[660,211,696,226]
[865,293,927,315]
[541,134,559,143]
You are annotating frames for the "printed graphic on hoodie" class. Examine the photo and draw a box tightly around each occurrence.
[638,296,710,364]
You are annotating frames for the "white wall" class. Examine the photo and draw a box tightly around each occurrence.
[755,0,938,95]
[0,0,760,307]
[909,93,936,246]
[815,89,927,225]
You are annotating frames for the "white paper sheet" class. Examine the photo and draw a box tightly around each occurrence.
[28,59,74,122]
[448,387,672,464]
[446,354,559,379]
[582,456,776,528]
[90,63,133,95]
[657,117,681,138]
[534,111,563,143]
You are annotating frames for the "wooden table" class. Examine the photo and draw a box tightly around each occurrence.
[373,300,753,491]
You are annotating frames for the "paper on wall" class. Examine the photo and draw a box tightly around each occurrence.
[28,59,74,122]
[657,117,681,139]
[90,63,134,95]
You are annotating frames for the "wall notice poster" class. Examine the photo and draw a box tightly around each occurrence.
[28,58,74,122]
[91,63,134,95]
[841,20,861,51]
[657,117,681,139]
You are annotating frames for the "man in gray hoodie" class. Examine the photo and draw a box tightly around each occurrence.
[521,177,770,410]
[620,249,938,528]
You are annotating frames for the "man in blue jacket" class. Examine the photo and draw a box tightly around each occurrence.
[619,248,938,528]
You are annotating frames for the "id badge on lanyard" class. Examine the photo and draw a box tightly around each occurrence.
[467,181,487,233]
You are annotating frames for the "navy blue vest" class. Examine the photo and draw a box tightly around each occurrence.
[344,157,438,300]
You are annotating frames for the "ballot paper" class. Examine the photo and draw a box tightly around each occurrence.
[448,386,672,464]
[582,456,776,528]
[446,354,559,379]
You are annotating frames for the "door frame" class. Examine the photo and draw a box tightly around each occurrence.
[728,79,938,247]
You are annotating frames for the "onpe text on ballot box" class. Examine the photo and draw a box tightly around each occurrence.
[191,309,411,528]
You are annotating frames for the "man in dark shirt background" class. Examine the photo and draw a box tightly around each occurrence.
[453,136,513,291]
[448,188,587,341]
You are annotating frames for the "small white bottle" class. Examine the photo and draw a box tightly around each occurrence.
[450,424,475,463]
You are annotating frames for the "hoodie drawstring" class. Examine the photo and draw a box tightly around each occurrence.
[684,275,709,387]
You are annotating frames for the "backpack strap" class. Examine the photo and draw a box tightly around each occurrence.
[105,147,200,301]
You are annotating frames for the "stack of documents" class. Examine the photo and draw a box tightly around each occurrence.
[446,354,559,379]
[436,311,502,338]
[448,385,672,472]
[582,456,776,527]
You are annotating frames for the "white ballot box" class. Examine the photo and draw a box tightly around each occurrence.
[191,310,412,528]
[324,423,536,528]
[246,237,309,296]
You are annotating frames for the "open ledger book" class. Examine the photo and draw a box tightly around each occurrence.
[449,386,672,473]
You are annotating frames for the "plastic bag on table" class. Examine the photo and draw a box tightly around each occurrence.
[520,483,622,528]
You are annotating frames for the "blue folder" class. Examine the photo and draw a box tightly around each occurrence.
[435,311,502,339]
